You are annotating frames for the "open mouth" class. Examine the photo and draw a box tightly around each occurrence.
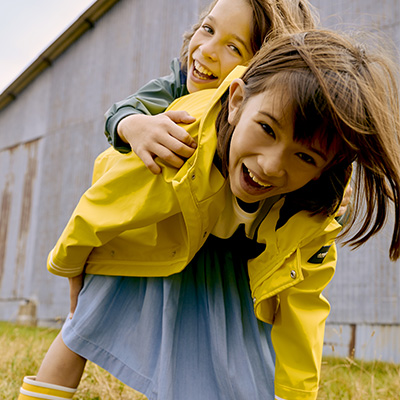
[243,165,272,189]
[193,60,217,80]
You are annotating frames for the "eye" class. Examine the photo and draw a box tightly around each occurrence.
[228,44,242,56]
[202,24,214,35]
[260,123,275,138]
[297,152,316,165]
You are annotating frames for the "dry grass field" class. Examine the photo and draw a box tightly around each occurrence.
[2,322,400,399]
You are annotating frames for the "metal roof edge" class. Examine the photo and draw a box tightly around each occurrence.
[0,0,121,112]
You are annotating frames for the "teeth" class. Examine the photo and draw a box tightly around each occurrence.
[194,60,215,78]
[248,170,271,188]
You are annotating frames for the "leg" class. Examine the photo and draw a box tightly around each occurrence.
[36,331,87,387]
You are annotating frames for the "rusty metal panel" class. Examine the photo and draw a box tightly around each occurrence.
[324,323,354,359]
[0,0,209,324]
[0,139,43,320]
[355,324,400,363]
[326,224,400,325]
[324,323,400,364]
[29,120,108,324]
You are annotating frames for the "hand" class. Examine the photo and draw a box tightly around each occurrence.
[68,274,84,319]
[118,111,197,174]
[336,184,352,217]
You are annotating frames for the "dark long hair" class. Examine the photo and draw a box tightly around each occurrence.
[216,30,400,260]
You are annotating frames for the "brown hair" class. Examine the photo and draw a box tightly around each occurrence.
[179,0,318,70]
[216,29,400,260]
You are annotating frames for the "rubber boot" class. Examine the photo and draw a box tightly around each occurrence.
[18,376,77,399]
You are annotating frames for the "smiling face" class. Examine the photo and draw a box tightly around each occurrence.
[186,0,253,93]
[227,79,336,204]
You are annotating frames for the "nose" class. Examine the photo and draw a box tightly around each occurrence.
[258,150,286,180]
[200,38,218,61]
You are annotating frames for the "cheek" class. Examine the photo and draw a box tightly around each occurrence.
[228,132,241,164]
[297,171,322,190]
[221,58,240,77]
[312,172,322,180]
[287,168,322,191]
[188,34,199,55]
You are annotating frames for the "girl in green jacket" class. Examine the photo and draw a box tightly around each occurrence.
[104,0,318,174]
[104,0,350,215]
[19,29,400,400]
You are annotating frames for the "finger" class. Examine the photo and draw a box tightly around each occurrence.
[162,135,196,159]
[164,125,197,153]
[69,298,77,319]
[152,144,185,169]
[138,151,162,174]
[165,110,196,124]
[164,113,197,150]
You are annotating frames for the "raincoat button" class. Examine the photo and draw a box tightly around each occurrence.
[191,173,196,180]
[203,231,207,238]
[290,270,296,279]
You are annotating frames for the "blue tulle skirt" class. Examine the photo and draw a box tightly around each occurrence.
[62,234,276,400]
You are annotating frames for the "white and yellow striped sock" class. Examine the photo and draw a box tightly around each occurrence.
[18,376,77,399]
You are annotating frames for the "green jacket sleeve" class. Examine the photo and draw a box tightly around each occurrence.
[104,58,189,153]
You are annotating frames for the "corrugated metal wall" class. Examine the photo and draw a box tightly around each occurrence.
[0,0,209,326]
[0,0,399,362]
[311,0,400,363]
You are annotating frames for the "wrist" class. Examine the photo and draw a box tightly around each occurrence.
[117,117,130,143]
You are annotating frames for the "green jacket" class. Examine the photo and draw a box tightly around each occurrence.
[49,67,342,400]
[104,58,188,152]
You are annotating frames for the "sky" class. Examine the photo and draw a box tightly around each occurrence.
[0,0,96,93]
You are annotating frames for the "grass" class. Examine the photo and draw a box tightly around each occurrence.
[2,321,400,399]
[318,357,400,399]
[1,322,145,400]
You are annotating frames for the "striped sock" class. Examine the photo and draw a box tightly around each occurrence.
[18,376,77,399]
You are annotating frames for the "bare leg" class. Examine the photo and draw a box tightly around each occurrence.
[36,332,86,388]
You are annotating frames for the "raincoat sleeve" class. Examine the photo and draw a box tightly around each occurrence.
[104,58,188,153]
[272,238,337,400]
[47,148,181,277]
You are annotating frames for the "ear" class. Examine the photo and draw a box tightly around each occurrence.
[228,78,245,125]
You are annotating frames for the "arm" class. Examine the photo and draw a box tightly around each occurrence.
[104,58,196,173]
[272,240,337,400]
[47,150,181,277]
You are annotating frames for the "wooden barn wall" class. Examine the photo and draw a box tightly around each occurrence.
[0,0,399,362]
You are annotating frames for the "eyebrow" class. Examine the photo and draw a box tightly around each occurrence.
[205,15,252,56]
[308,146,328,161]
[258,110,329,161]
[259,110,283,129]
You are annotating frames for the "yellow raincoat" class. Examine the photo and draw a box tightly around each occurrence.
[48,67,343,400]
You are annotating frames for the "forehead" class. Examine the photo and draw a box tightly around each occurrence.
[244,87,294,126]
[244,88,336,161]
[207,0,253,30]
